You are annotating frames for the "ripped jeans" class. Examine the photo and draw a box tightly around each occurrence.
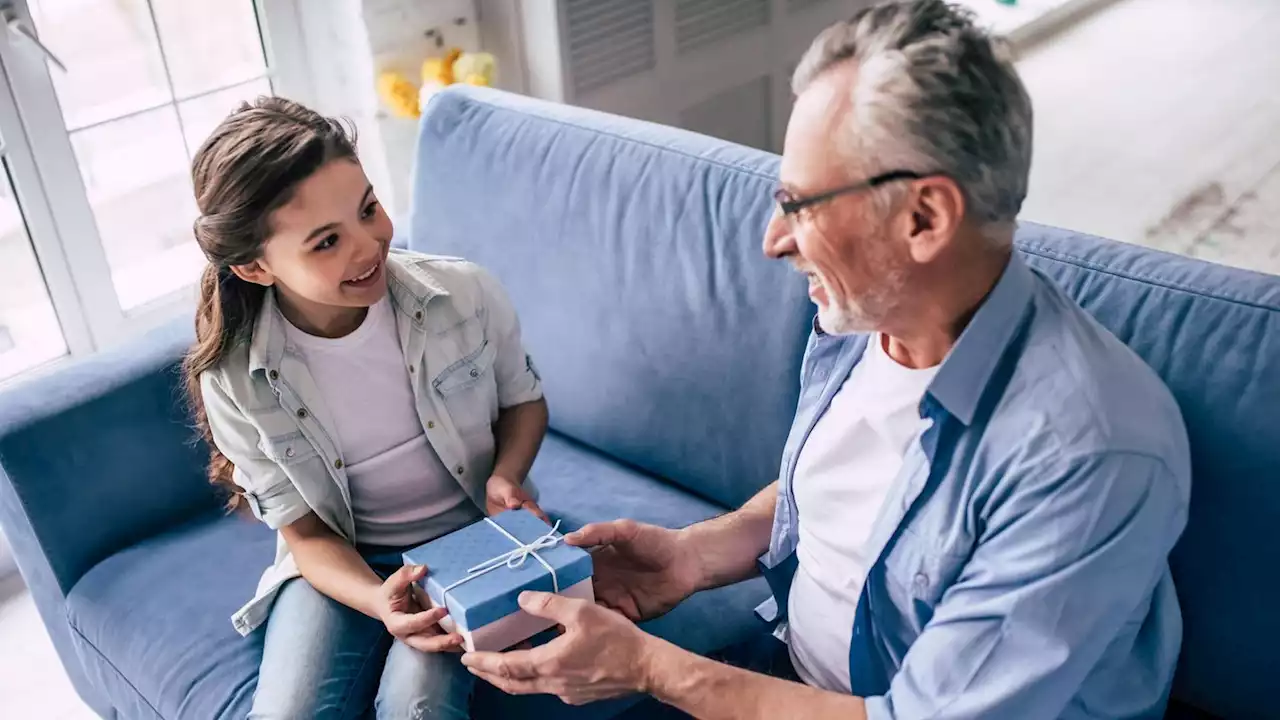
[248,560,473,720]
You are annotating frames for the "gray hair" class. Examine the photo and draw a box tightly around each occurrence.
[793,0,1033,239]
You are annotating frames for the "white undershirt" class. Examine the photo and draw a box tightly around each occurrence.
[787,334,939,693]
[283,297,480,547]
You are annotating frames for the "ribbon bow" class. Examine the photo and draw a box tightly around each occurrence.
[440,518,565,605]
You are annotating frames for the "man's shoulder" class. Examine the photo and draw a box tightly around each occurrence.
[992,278,1189,476]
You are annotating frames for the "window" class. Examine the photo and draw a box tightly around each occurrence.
[0,0,291,383]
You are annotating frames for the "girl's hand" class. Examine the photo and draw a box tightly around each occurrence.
[486,475,550,523]
[377,565,464,653]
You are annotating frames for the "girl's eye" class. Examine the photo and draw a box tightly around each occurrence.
[361,201,379,220]
[316,233,338,251]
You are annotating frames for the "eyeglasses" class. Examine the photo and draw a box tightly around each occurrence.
[773,170,929,232]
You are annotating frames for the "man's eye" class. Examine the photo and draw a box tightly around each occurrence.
[361,201,379,219]
[316,234,338,250]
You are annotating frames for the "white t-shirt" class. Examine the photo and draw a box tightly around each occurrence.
[283,297,481,548]
[787,334,939,693]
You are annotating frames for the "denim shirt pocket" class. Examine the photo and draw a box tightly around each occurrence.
[432,341,499,435]
[257,429,319,467]
[875,527,968,631]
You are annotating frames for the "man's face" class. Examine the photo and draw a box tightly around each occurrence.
[763,65,913,336]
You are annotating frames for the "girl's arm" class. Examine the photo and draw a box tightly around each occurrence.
[281,512,463,652]
[491,398,549,485]
[280,513,384,617]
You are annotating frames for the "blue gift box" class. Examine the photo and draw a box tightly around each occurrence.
[402,509,594,651]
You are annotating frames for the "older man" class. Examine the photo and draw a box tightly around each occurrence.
[462,1,1191,718]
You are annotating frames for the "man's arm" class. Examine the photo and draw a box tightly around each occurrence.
[861,451,1186,719]
[680,480,778,591]
[644,637,866,720]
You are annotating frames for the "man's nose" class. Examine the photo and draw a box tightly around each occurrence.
[762,212,796,259]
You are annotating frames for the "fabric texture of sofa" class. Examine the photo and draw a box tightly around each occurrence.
[0,86,1276,719]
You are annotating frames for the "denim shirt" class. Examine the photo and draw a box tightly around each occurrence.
[759,253,1191,719]
[200,250,543,636]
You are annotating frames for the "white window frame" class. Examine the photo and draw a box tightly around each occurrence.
[0,0,310,381]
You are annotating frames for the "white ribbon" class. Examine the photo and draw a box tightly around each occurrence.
[439,518,565,608]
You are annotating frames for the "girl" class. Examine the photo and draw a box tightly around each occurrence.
[183,97,549,719]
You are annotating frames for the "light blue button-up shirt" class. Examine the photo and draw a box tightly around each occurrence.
[759,253,1191,719]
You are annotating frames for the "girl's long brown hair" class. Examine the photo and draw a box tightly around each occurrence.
[183,97,357,509]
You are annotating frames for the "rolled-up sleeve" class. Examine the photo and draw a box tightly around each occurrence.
[474,267,543,409]
[200,373,310,530]
[865,451,1188,720]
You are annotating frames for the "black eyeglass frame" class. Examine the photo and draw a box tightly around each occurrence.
[773,170,932,217]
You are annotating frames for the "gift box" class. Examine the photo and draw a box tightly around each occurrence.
[402,509,594,652]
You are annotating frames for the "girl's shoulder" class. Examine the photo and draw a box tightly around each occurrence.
[386,249,507,311]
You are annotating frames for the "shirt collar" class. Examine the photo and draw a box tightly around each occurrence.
[926,251,1036,426]
[247,250,451,376]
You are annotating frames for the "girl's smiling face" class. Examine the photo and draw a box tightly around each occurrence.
[231,159,393,336]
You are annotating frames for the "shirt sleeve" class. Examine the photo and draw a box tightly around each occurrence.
[474,267,543,409]
[199,372,311,530]
[864,451,1188,720]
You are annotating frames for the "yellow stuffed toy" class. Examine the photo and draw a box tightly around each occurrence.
[377,48,496,119]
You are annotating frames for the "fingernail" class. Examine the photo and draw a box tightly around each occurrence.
[517,591,533,606]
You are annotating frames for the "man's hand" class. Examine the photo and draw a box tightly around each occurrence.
[377,565,464,653]
[564,519,702,622]
[462,591,657,705]
[485,475,549,523]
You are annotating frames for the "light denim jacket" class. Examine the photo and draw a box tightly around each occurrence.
[760,253,1191,719]
[200,250,543,636]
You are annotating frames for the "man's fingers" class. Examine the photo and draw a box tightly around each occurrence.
[468,669,545,697]
[517,591,582,624]
[564,519,639,549]
[461,649,541,680]
[403,632,464,653]
[388,606,448,636]
[382,564,427,597]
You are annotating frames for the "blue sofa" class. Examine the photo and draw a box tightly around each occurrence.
[1,86,1277,719]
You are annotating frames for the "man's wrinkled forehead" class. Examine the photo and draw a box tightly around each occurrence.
[782,62,858,189]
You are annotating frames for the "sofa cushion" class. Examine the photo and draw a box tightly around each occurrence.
[65,513,271,719]
[66,434,768,719]
[411,87,809,511]
[1015,224,1280,720]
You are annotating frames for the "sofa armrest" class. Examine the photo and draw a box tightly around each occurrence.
[0,317,218,598]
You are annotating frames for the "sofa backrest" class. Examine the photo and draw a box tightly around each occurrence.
[411,87,809,511]
[1015,226,1280,720]
[412,87,1279,719]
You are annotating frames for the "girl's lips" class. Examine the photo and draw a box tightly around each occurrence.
[344,259,382,287]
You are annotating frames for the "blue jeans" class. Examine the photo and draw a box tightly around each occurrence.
[250,574,474,719]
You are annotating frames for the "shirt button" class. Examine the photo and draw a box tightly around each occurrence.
[414,310,424,321]
[268,370,279,381]
[284,447,294,458]
[408,364,415,374]
[427,421,435,429]
[455,465,464,475]
[296,408,308,419]
[914,572,929,589]
[334,459,344,470]
[469,368,479,378]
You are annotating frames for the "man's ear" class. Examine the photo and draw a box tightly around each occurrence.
[903,176,965,263]
[229,259,275,287]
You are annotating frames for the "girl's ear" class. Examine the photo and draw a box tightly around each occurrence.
[230,260,275,287]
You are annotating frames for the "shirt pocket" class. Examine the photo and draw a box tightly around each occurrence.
[433,341,499,435]
[875,528,968,629]
[257,429,320,467]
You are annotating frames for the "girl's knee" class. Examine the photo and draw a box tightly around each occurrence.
[375,647,474,720]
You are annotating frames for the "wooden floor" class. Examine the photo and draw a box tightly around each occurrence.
[1016,0,1280,275]
[1,1,1278,718]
